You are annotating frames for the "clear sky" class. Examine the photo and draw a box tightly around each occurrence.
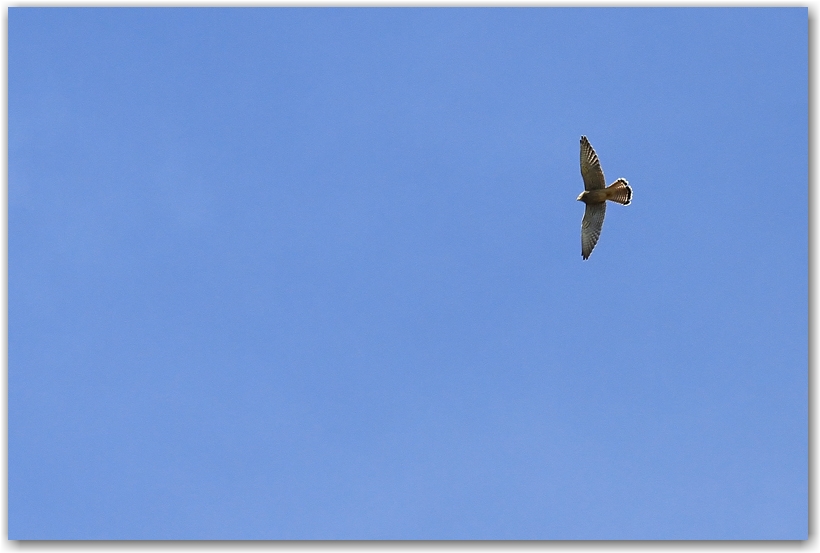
[9,7,807,540]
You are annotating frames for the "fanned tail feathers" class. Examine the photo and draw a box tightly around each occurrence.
[606,178,632,205]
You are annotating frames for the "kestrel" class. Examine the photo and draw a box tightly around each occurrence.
[576,136,632,260]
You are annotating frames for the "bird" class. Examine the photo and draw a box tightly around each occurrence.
[576,136,632,260]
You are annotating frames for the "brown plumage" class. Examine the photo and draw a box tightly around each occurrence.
[604,178,632,205]
[576,136,632,260]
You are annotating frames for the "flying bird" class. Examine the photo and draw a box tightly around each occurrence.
[576,136,632,260]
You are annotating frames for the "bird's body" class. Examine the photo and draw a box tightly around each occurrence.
[577,185,631,205]
[577,136,632,260]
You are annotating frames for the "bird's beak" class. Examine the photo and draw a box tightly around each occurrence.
[576,193,584,201]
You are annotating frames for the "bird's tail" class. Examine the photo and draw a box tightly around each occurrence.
[606,179,632,205]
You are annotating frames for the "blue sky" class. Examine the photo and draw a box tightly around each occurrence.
[9,8,807,540]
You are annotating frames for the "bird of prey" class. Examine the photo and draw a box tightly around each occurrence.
[576,136,632,260]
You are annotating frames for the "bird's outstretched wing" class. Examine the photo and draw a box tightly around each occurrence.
[581,202,606,260]
[580,136,606,191]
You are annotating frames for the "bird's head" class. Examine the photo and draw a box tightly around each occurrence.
[576,192,586,202]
